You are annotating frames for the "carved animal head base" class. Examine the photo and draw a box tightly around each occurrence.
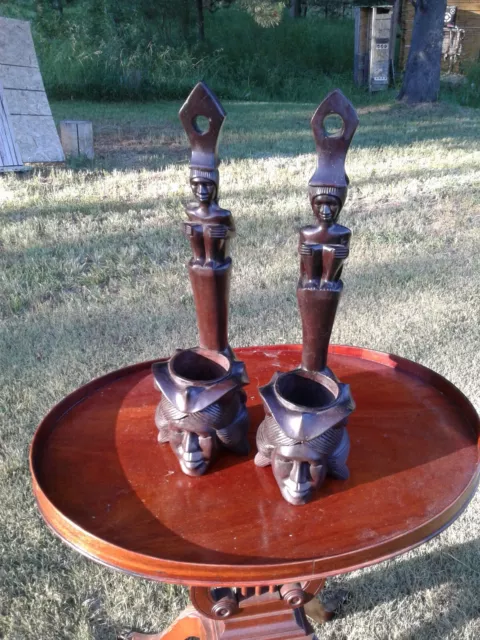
[152,83,249,477]
[256,90,359,505]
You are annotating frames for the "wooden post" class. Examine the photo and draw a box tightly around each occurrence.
[354,7,361,84]
[60,120,94,159]
[390,0,401,82]
[354,7,372,87]
[368,6,395,91]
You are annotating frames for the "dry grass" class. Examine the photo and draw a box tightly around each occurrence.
[0,98,479,640]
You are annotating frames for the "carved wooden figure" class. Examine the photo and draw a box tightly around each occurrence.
[255,90,359,505]
[153,83,249,476]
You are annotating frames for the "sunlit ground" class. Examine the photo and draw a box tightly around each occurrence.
[0,98,479,639]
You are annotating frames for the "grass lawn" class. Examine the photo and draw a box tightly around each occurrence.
[1,97,479,640]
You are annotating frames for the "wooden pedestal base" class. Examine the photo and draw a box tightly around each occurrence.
[128,582,339,640]
[129,605,317,640]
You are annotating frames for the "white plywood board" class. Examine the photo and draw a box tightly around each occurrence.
[0,18,38,67]
[0,17,64,163]
[4,88,53,116]
[0,83,23,169]
[10,114,64,163]
[0,64,44,91]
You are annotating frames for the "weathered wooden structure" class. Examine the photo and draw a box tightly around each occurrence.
[353,1,399,90]
[0,82,25,172]
[399,1,480,71]
[0,17,64,164]
[60,120,94,160]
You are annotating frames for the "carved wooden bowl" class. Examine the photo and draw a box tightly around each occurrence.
[30,345,479,587]
[169,347,232,383]
[274,369,340,409]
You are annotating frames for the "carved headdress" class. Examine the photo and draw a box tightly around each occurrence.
[178,82,226,192]
[308,89,359,207]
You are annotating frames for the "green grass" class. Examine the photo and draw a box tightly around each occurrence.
[1,98,479,639]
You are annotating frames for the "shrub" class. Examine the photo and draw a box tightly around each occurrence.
[461,61,480,107]
[32,6,358,102]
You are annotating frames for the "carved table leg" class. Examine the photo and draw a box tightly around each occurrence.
[128,605,216,639]
[304,589,349,624]
[129,581,331,640]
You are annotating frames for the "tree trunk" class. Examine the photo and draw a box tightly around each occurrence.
[398,0,446,103]
[181,0,191,43]
[290,0,301,18]
[196,0,205,42]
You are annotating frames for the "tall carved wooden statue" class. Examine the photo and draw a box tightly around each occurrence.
[255,90,358,505]
[153,83,249,476]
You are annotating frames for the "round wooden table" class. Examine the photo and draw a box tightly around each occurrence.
[30,345,480,640]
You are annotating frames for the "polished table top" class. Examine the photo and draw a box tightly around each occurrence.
[30,345,479,587]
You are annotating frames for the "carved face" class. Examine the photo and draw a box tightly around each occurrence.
[168,422,220,477]
[312,194,341,223]
[191,177,217,204]
[271,443,327,506]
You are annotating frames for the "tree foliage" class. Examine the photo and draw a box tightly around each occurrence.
[238,0,285,27]
[4,0,363,102]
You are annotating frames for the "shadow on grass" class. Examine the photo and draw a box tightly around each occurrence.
[1,189,189,226]
[43,100,480,174]
[2,183,478,320]
[1,196,174,224]
[328,538,480,639]
[2,151,478,227]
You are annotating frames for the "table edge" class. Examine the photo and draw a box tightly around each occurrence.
[30,344,480,587]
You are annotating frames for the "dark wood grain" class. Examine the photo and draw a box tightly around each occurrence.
[128,599,316,640]
[153,83,250,476]
[255,91,358,506]
[30,345,479,587]
[299,89,358,373]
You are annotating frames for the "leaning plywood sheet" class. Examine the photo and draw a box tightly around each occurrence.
[0,82,24,171]
[0,17,64,163]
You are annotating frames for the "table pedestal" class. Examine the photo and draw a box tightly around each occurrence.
[129,581,335,640]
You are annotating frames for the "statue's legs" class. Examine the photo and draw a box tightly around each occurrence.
[128,581,342,640]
